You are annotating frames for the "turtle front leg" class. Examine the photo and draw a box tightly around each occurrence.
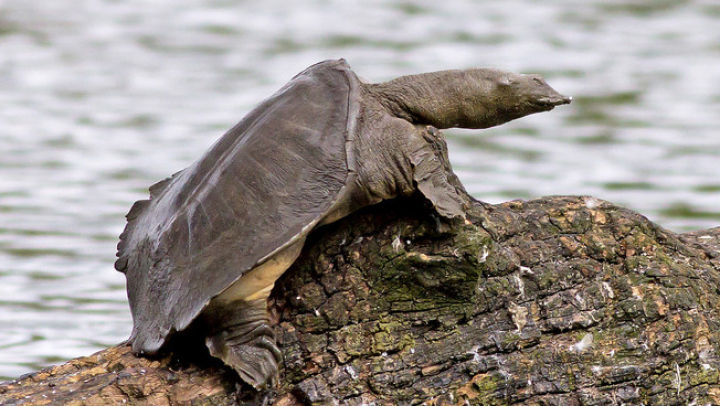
[409,126,469,220]
[203,298,282,389]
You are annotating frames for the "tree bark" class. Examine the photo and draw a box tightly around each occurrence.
[2,194,720,405]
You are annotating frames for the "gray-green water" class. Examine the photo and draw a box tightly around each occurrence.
[1,0,719,380]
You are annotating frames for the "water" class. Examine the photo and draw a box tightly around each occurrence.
[1,0,719,380]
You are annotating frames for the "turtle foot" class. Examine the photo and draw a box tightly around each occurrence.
[204,299,282,390]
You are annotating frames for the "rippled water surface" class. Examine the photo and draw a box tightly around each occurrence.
[1,0,719,380]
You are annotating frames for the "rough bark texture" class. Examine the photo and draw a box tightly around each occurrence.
[2,194,720,405]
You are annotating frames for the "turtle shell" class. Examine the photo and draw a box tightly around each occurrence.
[115,59,360,353]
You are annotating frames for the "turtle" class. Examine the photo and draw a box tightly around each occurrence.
[115,58,571,389]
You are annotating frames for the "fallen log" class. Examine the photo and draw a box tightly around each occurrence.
[2,191,720,405]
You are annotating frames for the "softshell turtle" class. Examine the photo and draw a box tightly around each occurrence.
[115,59,571,388]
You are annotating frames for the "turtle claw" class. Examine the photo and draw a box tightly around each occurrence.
[207,332,281,389]
[204,299,282,390]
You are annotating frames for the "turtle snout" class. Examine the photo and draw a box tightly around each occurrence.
[537,93,572,107]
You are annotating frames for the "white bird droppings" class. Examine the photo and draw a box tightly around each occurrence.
[569,333,593,352]
[392,235,403,253]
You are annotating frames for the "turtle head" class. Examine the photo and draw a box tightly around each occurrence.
[369,68,571,130]
[484,70,572,125]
